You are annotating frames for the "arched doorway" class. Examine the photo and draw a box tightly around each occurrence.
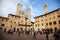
[4,28,6,32]
[17,28,19,32]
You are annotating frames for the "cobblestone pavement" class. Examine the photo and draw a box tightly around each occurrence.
[1,33,55,40]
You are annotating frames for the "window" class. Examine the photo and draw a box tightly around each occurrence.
[53,21,56,25]
[36,21,37,23]
[41,20,43,21]
[38,21,39,22]
[42,23,43,26]
[58,20,60,24]
[35,24,37,27]
[6,19,7,22]
[10,25,12,28]
[53,16,55,19]
[46,23,48,26]
[19,16,20,18]
[49,22,52,25]
[11,21,12,23]
[49,18,51,20]
[58,15,60,17]
[1,24,5,26]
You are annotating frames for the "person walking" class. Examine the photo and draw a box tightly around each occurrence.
[58,29,60,40]
[18,30,20,36]
[54,28,59,40]
[46,29,49,40]
[17,28,20,36]
[33,31,36,39]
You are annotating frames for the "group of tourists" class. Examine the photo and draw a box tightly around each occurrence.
[0,27,60,40]
[44,27,60,40]
[32,27,60,40]
[53,28,60,40]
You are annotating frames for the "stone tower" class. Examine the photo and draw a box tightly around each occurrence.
[16,3,23,16]
[43,4,48,14]
[25,8,31,20]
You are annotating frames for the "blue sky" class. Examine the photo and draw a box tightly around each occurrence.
[0,0,60,22]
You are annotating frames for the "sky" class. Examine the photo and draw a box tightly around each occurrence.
[0,0,60,22]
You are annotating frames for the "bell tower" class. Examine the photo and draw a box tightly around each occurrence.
[25,8,31,20]
[43,0,48,14]
[16,3,23,16]
[43,4,48,14]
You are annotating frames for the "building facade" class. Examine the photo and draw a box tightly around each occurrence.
[34,4,60,31]
[0,3,32,32]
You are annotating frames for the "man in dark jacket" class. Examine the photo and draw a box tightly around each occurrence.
[54,28,59,40]
[33,31,36,39]
[46,29,49,40]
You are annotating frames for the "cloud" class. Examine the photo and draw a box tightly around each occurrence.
[0,0,38,21]
[31,8,41,17]
[0,0,17,16]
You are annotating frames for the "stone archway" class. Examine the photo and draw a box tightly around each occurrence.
[4,28,6,32]
[17,28,19,32]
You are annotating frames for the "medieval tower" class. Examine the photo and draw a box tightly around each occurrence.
[43,4,48,14]
[0,3,32,31]
[25,8,31,20]
[16,3,23,16]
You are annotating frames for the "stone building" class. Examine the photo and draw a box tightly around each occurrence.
[0,3,32,32]
[34,4,60,31]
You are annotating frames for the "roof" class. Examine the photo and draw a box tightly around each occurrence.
[0,16,8,19]
[34,8,60,18]
[8,14,21,18]
[18,3,23,6]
